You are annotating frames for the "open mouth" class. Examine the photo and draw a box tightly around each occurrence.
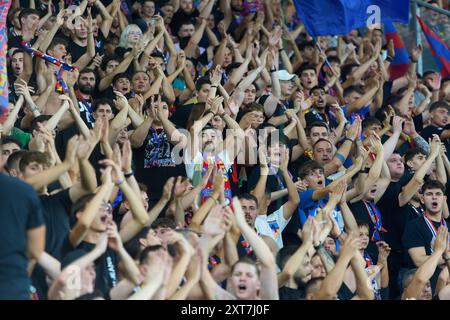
[237,284,247,292]
[431,201,439,208]
[100,215,108,224]
[317,179,324,186]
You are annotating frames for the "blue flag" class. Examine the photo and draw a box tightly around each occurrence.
[293,0,410,37]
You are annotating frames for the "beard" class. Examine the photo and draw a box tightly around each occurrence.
[79,85,94,94]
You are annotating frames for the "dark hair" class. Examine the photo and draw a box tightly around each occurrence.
[343,85,365,98]
[298,160,324,180]
[298,63,316,76]
[5,150,27,174]
[362,117,382,132]
[48,37,68,52]
[240,102,265,117]
[356,219,370,229]
[238,193,259,207]
[124,227,151,260]
[79,68,97,78]
[341,63,358,82]
[186,102,207,131]
[18,8,41,26]
[422,70,439,79]
[404,147,426,166]
[421,180,446,194]
[30,115,52,133]
[309,86,326,96]
[195,77,211,92]
[151,217,176,229]
[70,193,96,220]
[306,121,329,136]
[429,101,450,113]
[323,55,341,67]
[0,136,22,149]
[138,244,165,265]
[312,138,333,150]
[299,40,315,51]
[100,55,121,71]
[278,245,298,270]
[92,98,115,113]
[401,268,417,291]
[112,72,131,86]
[19,151,49,172]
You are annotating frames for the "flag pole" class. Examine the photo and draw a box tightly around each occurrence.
[313,37,338,78]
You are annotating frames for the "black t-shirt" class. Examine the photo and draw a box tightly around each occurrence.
[0,174,45,300]
[133,127,186,202]
[420,125,449,156]
[170,103,195,129]
[402,216,448,268]
[67,41,88,63]
[398,203,425,240]
[348,200,383,260]
[39,189,73,259]
[376,180,402,250]
[402,216,448,293]
[279,286,305,300]
[63,241,119,297]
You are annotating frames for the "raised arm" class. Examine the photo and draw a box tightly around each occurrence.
[399,137,440,207]
[314,234,358,300]
[403,227,448,299]
[233,197,279,300]
[279,149,300,220]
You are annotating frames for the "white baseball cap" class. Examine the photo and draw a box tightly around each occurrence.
[276,69,296,81]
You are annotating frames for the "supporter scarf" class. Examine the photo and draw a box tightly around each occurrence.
[423,214,447,253]
[239,234,253,255]
[207,255,221,270]
[363,200,387,242]
[21,42,77,72]
[363,252,381,300]
[0,0,12,122]
[200,156,232,204]
[21,41,77,94]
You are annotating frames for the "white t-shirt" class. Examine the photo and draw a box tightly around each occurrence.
[255,205,290,250]
[184,149,233,180]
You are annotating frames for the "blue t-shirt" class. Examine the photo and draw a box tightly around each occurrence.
[297,189,344,230]
[341,104,371,124]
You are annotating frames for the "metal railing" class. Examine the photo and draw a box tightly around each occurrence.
[411,0,449,74]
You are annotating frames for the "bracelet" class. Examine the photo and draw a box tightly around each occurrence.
[124,171,133,178]
[314,243,323,250]
[385,56,393,63]
[270,69,277,73]
[359,167,370,174]
[30,105,39,113]
[335,152,346,164]
[211,85,218,88]
[344,137,354,144]
[409,56,418,63]
[334,231,344,240]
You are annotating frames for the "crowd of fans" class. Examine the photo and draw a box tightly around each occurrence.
[1,0,450,301]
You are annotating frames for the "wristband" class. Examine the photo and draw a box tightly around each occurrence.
[270,69,277,73]
[359,167,370,174]
[211,85,218,88]
[385,56,393,63]
[124,171,133,178]
[344,137,354,144]
[444,256,450,262]
[409,56,418,63]
[278,48,283,52]
[335,152,346,164]
[314,243,323,250]
[333,231,344,240]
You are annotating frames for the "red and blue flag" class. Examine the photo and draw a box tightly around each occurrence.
[417,15,450,77]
